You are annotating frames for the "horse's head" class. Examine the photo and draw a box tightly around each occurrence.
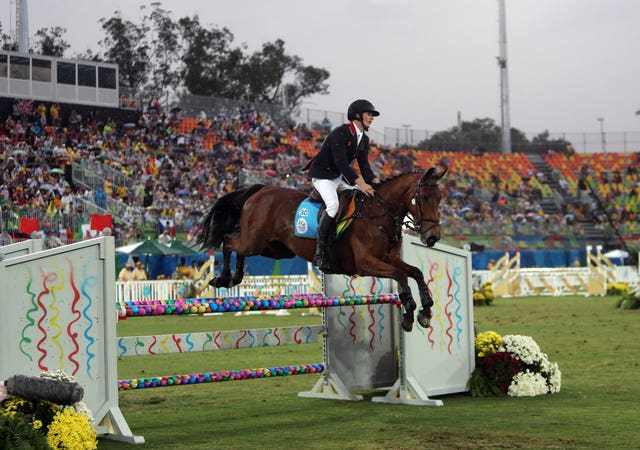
[409,166,447,247]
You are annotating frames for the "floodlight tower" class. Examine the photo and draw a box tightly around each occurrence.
[16,0,29,53]
[497,0,512,154]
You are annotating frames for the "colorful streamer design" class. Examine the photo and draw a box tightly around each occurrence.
[19,267,38,361]
[452,266,464,349]
[80,265,98,378]
[65,258,82,375]
[35,271,58,371]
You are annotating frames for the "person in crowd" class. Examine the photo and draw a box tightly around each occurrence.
[132,261,148,281]
[304,99,381,271]
[188,261,199,280]
[175,258,190,279]
[118,262,133,281]
[158,229,172,244]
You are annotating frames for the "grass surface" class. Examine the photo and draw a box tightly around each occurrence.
[99,297,639,449]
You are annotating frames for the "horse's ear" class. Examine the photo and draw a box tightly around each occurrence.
[438,166,447,180]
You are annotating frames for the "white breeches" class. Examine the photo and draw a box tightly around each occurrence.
[312,177,358,218]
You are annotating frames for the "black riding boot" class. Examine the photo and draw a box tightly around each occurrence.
[313,212,336,272]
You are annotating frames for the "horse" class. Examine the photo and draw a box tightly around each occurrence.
[196,167,446,332]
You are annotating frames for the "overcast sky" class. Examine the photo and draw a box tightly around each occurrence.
[3,0,640,137]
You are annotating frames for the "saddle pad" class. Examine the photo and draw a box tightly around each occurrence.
[294,198,321,238]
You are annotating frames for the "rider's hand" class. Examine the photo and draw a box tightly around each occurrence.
[355,177,375,196]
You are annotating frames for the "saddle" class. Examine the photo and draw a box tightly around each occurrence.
[294,188,360,239]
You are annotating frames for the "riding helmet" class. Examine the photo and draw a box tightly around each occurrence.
[347,99,380,121]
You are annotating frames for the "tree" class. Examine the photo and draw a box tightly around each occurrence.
[238,38,329,113]
[528,131,574,154]
[141,3,181,106]
[178,15,245,99]
[93,8,331,112]
[177,18,329,112]
[243,39,295,104]
[419,118,536,153]
[32,26,70,57]
[423,118,502,152]
[72,49,103,62]
[0,22,17,51]
[282,64,330,115]
[99,11,150,94]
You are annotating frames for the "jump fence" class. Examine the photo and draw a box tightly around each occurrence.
[0,235,475,445]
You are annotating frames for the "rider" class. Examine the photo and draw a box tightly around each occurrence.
[306,99,381,272]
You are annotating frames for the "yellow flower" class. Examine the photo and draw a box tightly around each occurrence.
[475,330,503,358]
[33,419,43,429]
[46,407,97,450]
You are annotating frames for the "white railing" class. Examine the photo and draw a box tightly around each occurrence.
[115,273,318,302]
[474,265,639,297]
[115,280,193,302]
[198,274,319,298]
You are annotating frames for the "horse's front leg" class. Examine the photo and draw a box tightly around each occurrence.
[387,256,433,329]
[353,258,417,332]
[396,275,417,333]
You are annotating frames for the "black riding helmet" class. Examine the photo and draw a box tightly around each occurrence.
[347,99,380,121]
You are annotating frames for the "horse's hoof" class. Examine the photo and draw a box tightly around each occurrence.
[417,308,432,329]
[208,277,227,288]
[401,317,414,332]
[417,314,431,329]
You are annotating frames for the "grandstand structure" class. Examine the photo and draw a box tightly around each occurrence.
[0,49,638,264]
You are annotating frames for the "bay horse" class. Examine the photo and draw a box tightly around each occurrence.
[196,167,446,332]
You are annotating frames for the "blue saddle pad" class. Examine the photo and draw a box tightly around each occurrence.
[294,198,321,239]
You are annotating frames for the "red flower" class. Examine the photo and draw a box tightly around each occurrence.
[481,351,522,395]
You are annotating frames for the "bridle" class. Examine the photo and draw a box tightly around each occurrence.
[338,173,441,249]
[403,177,440,235]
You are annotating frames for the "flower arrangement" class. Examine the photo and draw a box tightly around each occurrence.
[607,282,630,296]
[0,370,97,449]
[616,287,640,310]
[468,331,561,397]
[473,281,495,306]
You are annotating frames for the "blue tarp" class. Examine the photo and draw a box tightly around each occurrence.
[117,252,308,280]
[472,249,587,270]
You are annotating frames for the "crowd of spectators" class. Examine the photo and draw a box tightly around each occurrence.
[0,100,320,246]
[1,99,638,254]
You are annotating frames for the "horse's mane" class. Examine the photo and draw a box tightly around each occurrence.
[377,171,422,186]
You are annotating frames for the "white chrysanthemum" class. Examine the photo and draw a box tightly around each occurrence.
[543,361,562,393]
[38,369,77,383]
[73,401,95,426]
[502,335,544,365]
[508,371,549,397]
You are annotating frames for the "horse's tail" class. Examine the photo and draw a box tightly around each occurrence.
[196,184,266,250]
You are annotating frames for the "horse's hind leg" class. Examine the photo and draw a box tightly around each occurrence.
[385,256,433,329]
[209,245,233,288]
[231,254,245,286]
